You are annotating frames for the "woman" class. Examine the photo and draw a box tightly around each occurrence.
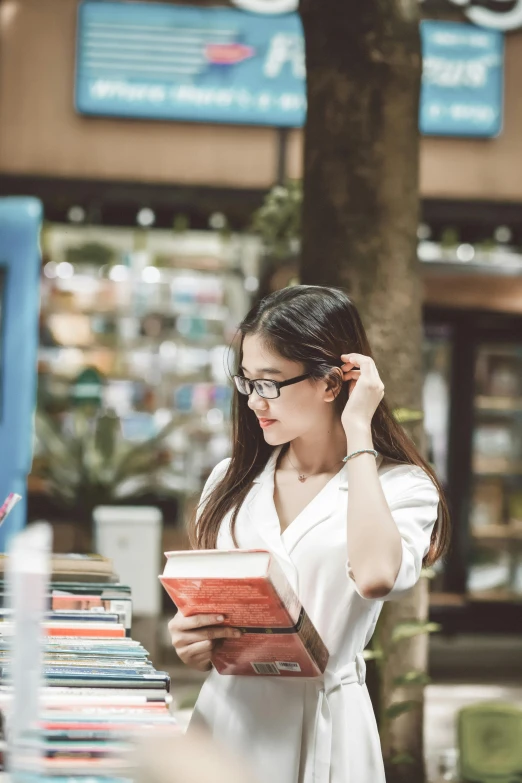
[168,286,450,783]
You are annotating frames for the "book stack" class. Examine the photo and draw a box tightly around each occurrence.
[0,553,133,635]
[0,552,178,780]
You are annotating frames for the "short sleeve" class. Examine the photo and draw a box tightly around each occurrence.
[346,466,439,601]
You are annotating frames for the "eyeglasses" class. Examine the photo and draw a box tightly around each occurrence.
[233,373,311,400]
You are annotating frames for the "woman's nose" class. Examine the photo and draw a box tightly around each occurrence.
[247,390,269,412]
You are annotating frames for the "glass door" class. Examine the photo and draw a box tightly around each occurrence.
[423,323,453,594]
[423,323,453,488]
[468,343,522,601]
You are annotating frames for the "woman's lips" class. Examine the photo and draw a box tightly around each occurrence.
[258,418,277,429]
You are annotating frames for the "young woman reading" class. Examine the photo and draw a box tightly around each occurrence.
[168,285,450,783]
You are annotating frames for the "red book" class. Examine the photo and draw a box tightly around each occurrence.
[51,595,104,610]
[0,623,125,638]
[159,549,329,677]
[43,623,125,638]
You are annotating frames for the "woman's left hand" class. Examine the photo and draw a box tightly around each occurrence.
[340,353,385,432]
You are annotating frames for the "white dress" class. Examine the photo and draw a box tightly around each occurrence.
[189,446,439,783]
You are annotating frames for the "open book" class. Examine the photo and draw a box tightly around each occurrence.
[159,549,329,677]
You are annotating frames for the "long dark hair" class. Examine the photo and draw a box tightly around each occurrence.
[191,286,450,567]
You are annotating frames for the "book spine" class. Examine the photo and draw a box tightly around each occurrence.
[267,555,328,672]
[44,627,125,638]
[265,555,303,625]
[296,610,329,673]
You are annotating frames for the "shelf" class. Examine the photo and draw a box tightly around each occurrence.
[41,304,228,320]
[473,459,522,477]
[472,524,522,542]
[419,243,522,276]
[429,592,467,608]
[473,472,522,479]
[473,471,522,478]
[467,589,522,604]
[475,396,522,413]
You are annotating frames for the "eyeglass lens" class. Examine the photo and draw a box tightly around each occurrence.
[235,377,278,399]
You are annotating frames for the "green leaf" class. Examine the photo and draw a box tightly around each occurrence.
[34,412,70,462]
[362,649,384,661]
[393,670,431,688]
[251,180,302,260]
[391,621,441,644]
[32,407,183,515]
[392,408,424,424]
[385,700,422,720]
[390,752,416,766]
[95,412,120,461]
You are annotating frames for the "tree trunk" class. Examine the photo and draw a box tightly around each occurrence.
[299,1,426,781]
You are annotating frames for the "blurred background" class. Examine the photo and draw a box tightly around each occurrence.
[1,1,522,781]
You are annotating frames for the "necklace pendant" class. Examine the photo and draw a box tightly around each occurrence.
[298,474,306,483]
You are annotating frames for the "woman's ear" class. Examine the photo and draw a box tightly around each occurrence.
[324,368,343,402]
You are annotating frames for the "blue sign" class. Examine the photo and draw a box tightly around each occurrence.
[76,3,503,137]
[420,21,503,137]
[0,199,42,550]
[75,1,305,127]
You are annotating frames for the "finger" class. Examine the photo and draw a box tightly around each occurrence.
[182,639,214,657]
[190,658,212,671]
[178,626,242,645]
[177,613,226,630]
[341,353,372,368]
[192,658,213,672]
[176,645,210,663]
[178,648,212,670]
[190,648,214,662]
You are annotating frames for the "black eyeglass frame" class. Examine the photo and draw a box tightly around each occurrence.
[233,372,312,399]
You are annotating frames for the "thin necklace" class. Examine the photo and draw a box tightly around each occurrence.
[285,449,344,483]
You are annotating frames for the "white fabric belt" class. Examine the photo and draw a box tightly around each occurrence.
[312,652,366,783]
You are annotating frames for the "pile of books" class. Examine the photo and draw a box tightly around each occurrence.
[0,552,178,780]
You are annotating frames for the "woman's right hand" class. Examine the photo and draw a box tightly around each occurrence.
[168,612,242,672]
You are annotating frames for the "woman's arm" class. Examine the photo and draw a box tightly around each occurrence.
[340,352,402,599]
[343,421,402,599]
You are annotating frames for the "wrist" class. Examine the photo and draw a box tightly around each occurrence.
[343,420,374,451]
[343,417,372,437]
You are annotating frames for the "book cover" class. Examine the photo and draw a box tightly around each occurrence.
[0,586,133,635]
[0,553,114,576]
[50,595,132,633]
[159,549,329,677]
[0,623,126,639]
[0,610,121,624]
[35,678,169,689]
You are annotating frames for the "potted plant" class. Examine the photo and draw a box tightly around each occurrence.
[32,409,187,553]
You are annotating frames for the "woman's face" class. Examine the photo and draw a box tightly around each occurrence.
[240,334,336,446]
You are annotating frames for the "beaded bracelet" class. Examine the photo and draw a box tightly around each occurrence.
[342,449,378,463]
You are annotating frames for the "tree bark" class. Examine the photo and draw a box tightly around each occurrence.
[299,0,423,411]
[299,2,427,781]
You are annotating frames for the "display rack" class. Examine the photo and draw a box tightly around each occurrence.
[469,343,522,602]
[425,308,522,633]
[31,224,260,527]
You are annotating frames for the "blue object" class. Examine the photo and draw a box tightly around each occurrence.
[75,1,305,127]
[75,2,504,138]
[420,20,504,137]
[0,198,42,551]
